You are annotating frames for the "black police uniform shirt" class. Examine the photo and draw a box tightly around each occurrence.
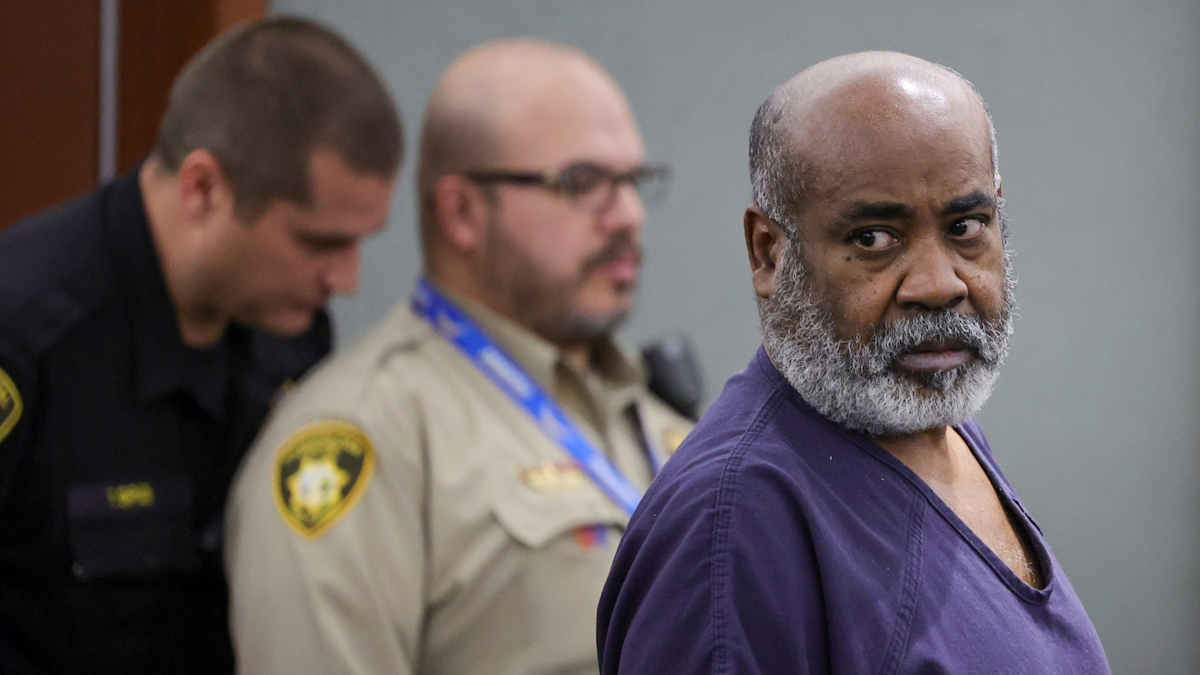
[0,168,331,675]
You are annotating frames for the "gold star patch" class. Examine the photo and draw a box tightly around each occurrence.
[662,428,689,456]
[519,460,586,491]
[0,367,22,445]
[273,420,375,540]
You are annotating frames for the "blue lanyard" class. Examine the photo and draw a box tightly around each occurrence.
[412,279,645,515]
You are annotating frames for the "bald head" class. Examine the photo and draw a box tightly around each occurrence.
[415,40,650,345]
[418,39,639,245]
[750,51,999,236]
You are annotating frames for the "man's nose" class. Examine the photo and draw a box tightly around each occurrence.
[324,246,361,296]
[597,182,646,235]
[895,240,968,310]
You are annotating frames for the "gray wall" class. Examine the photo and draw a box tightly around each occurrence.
[273,0,1200,671]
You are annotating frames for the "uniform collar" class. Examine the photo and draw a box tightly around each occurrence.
[430,281,645,396]
[102,167,230,421]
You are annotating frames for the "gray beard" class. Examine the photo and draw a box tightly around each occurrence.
[759,240,1016,437]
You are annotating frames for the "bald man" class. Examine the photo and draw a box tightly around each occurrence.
[598,52,1110,674]
[225,39,692,674]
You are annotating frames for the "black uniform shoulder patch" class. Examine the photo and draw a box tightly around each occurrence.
[0,367,22,444]
[273,420,375,540]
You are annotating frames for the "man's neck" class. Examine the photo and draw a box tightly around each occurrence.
[873,425,952,452]
[873,426,977,490]
[139,162,230,349]
[426,270,600,375]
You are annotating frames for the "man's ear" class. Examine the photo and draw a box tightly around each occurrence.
[176,149,235,225]
[744,205,789,299]
[432,174,492,252]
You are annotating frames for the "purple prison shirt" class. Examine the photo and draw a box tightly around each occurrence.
[598,347,1109,674]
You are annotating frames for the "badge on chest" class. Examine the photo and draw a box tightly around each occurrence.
[519,460,586,492]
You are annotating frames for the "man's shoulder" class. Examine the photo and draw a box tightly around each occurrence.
[249,305,443,444]
[633,355,799,522]
[278,304,426,392]
[234,305,430,484]
[654,353,815,479]
[0,188,117,359]
[634,347,885,540]
[600,352,837,675]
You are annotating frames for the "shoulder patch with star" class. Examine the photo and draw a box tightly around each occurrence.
[273,420,376,540]
[0,367,23,444]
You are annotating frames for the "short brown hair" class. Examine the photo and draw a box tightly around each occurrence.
[154,16,403,221]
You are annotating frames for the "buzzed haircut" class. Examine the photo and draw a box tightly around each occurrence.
[154,16,403,221]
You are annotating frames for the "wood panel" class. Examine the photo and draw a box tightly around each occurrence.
[0,0,266,232]
[0,1,100,229]
[118,0,267,172]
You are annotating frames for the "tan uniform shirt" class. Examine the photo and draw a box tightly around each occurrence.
[225,293,693,675]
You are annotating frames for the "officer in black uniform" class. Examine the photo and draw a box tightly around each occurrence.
[0,17,402,675]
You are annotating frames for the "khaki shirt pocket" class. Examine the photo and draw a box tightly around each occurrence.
[490,461,629,549]
[464,469,627,673]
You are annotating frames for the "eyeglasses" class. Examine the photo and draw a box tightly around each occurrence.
[463,161,671,213]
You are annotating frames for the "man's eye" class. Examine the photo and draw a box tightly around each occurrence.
[851,229,898,250]
[948,217,986,238]
[558,165,608,197]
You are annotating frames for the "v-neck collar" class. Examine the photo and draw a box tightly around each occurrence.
[941,421,1055,601]
[753,346,1057,605]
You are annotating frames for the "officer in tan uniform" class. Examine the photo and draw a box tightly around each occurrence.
[225,38,693,675]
